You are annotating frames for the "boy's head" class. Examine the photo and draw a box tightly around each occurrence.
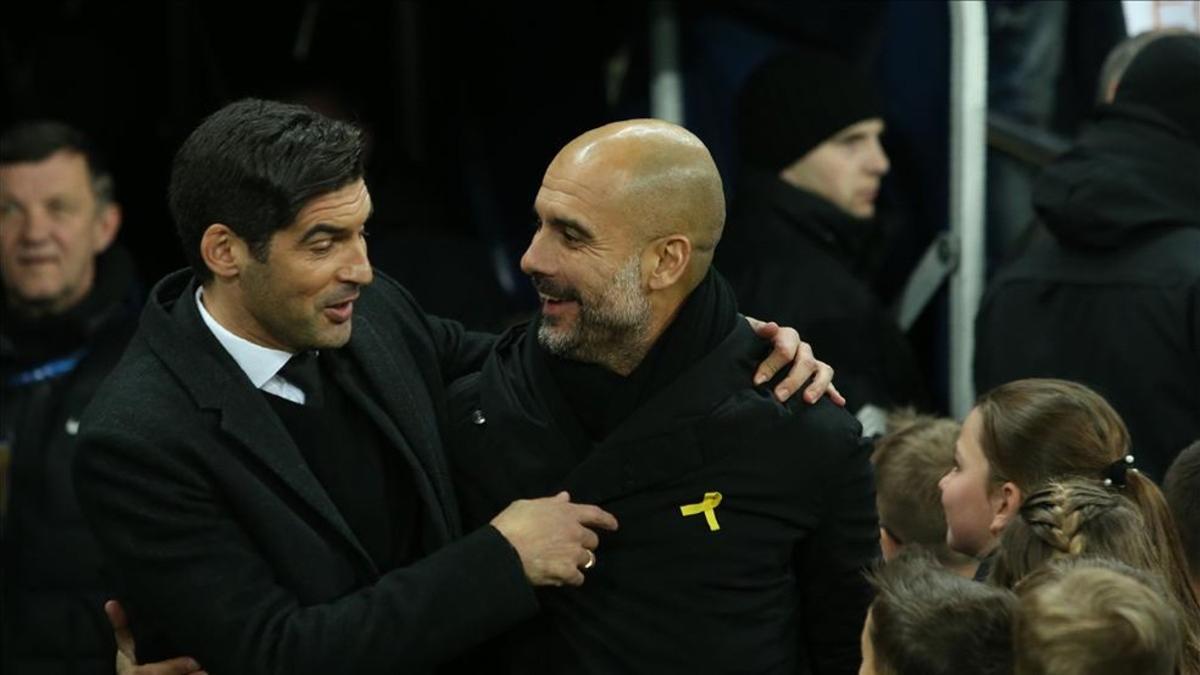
[862,552,1016,675]
[872,411,974,573]
[1014,558,1181,675]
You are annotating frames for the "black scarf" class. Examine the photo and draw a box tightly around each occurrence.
[1,246,140,371]
[528,268,739,446]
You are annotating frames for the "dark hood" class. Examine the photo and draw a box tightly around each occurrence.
[1034,104,1200,249]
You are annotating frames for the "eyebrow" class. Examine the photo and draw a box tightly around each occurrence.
[298,204,373,244]
[298,223,351,244]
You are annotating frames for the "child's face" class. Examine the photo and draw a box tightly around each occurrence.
[938,408,1002,557]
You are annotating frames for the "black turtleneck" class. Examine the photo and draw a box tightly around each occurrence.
[537,269,739,444]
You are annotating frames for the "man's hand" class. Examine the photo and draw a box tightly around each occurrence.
[746,317,844,406]
[105,600,206,675]
[490,491,619,587]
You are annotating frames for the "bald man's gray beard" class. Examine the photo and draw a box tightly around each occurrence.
[536,253,652,368]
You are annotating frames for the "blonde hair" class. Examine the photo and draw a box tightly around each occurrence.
[872,410,974,569]
[1014,559,1181,675]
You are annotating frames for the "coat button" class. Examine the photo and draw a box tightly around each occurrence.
[471,409,487,425]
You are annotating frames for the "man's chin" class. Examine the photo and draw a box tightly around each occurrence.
[535,321,579,356]
[309,323,353,350]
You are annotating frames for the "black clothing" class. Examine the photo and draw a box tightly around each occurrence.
[975,106,1200,481]
[447,272,878,674]
[74,270,536,675]
[1,246,141,675]
[262,358,421,571]
[718,171,926,413]
[544,269,739,442]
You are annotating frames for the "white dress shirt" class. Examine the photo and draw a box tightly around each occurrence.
[195,288,308,404]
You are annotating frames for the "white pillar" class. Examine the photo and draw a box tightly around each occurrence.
[649,1,684,124]
[947,0,988,419]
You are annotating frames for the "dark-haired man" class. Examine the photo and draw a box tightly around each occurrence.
[1,120,138,675]
[77,99,834,675]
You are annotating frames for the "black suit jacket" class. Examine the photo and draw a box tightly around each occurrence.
[74,270,537,675]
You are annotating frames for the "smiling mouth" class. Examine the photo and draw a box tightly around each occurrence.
[323,295,358,323]
[539,294,578,315]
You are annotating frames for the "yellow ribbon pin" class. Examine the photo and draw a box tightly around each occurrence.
[680,492,723,531]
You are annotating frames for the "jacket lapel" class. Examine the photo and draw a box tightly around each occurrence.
[146,275,378,574]
[337,315,456,543]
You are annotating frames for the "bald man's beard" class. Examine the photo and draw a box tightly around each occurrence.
[535,254,652,370]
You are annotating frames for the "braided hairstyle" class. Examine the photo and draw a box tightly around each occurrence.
[976,379,1200,675]
[991,479,1159,588]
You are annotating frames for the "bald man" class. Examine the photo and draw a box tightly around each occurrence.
[446,120,878,674]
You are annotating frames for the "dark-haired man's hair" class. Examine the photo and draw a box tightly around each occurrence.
[168,98,366,282]
[868,551,1016,675]
[0,120,115,205]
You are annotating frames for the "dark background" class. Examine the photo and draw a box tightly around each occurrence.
[1,0,1126,412]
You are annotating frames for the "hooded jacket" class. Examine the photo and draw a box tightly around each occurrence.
[975,104,1200,480]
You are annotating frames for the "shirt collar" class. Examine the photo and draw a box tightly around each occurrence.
[194,287,293,389]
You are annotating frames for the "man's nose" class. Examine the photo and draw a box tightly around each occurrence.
[19,208,53,244]
[520,227,550,277]
[867,138,890,176]
[339,236,373,286]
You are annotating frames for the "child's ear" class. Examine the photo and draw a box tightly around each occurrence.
[988,481,1023,536]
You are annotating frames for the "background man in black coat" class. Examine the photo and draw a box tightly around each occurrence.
[974,32,1200,482]
[0,121,138,675]
[73,99,622,675]
[718,48,926,434]
[447,119,877,674]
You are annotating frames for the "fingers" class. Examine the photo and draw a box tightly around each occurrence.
[828,382,846,407]
[562,567,586,587]
[774,337,818,402]
[105,600,136,662]
[744,315,768,333]
[580,527,600,551]
[800,359,835,404]
[573,504,619,532]
[137,657,206,675]
[752,322,789,386]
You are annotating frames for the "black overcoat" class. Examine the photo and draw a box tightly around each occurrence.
[74,270,537,675]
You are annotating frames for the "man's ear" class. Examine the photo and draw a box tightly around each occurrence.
[92,203,121,254]
[988,481,1023,536]
[200,224,248,281]
[646,234,692,291]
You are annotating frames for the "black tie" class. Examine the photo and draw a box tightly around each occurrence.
[279,351,323,407]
